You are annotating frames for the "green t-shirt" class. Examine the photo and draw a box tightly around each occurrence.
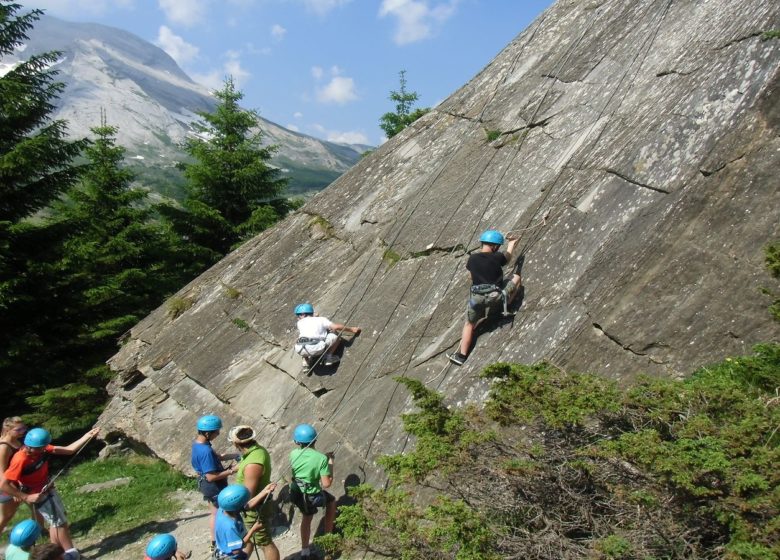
[5,544,30,560]
[290,447,331,494]
[236,444,271,493]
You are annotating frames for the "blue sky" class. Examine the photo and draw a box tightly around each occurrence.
[21,0,553,146]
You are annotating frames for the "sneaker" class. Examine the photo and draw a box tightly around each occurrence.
[323,354,340,366]
[448,352,467,366]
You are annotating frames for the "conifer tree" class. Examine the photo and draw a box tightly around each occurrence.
[165,77,289,258]
[379,70,430,139]
[23,118,186,430]
[0,3,87,417]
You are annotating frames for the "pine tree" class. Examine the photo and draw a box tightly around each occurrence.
[0,3,87,417]
[23,117,186,431]
[166,76,289,257]
[379,70,430,139]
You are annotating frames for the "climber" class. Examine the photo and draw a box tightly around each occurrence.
[5,519,41,560]
[191,415,239,553]
[214,484,276,560]
[288,423,336,560]
[293,303,361,370]
[449,229,523,366]
[0,426,99,560]
[228,425,279,560]
[143,533,191,560]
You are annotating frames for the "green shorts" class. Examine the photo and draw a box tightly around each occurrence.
[243,500,273,546]
[466,281,516,323]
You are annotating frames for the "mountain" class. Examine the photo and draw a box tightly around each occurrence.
[100,0,779,488]
[6,15,368,197]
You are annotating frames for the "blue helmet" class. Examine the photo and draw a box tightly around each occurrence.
[9,519,41,548]
[218,484,250,512]
[24,427,51,448]
[196,415,222,432]
[293,423,317,444]
[294,303,314,316]
[145,533,177,560]
[479,230,504,246]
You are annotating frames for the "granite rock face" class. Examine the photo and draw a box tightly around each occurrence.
[101,0,780,484]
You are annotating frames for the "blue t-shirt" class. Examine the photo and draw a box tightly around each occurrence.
[191,440,224,476]
[215,508,246,555]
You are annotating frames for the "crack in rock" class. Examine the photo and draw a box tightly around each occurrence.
[700,153,746,176]
[603,167,670,194]
[714,31,763,51]
[592,323,666,364]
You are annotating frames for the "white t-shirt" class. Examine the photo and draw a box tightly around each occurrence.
[297,316,333,339]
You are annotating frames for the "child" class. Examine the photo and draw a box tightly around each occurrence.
[29,543,65,560]
[214,483,276,559]
[5,519,42,560]
[293,303,360,369]
[289,424,336,560]
[191,415,238,552]
[143,533,190,559]
[0,426,99,560]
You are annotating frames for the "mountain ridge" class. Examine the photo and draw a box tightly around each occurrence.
[6,15,369,196]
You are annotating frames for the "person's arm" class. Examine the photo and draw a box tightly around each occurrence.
[204,463,237,482]
[330,323,361,336]
[320,452,334,490]
[242,462,263,495]
[505,236,519,261]
[243,520,265,544]
[0,477,41,504]
[51,428,100,455]
[246,482,277,509]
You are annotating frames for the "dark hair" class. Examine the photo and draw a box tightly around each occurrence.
[30,543,65,560]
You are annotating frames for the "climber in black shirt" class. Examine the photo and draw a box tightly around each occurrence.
[449,229,522,365]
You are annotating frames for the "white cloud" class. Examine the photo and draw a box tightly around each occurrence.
[327,130,368,144]
[293,112,303,118]
[192,51,250,90]
[303,0,352,16]
[159,0,208,27]
[224,51,250,87]
[316,76,357,104]
[20,0,133,17]
[311,66,323,80]
[271,24,287,41]
[309,123,367,145]
[191,69,223,90]
[379,0,459,45]
[286,124,300,132]
[155,26,199,65]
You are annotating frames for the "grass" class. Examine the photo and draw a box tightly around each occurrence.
[2,456,194,543]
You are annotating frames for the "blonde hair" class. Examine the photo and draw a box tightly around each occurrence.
[1,417,23,437]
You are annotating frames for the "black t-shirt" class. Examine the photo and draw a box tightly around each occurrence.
[466,251,508,285]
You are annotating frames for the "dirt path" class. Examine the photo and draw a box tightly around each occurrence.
[78,489,313,560]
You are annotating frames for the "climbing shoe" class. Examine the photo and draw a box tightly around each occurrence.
[323,354,340,366]
[448,352,467,366]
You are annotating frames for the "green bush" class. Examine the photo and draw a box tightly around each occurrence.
[330,345,780,559]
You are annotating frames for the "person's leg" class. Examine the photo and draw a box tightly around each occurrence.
[0,497,20,534]
[49,524,75,551]
[208,501,218,542]
[300,513,314,549]
[506,273,522,304]
[325,332,341,356]
[458,321,476,356]
[323,496,336,534]
[262,542,280,560]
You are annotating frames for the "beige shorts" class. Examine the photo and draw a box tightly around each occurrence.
[37,488,69,528]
